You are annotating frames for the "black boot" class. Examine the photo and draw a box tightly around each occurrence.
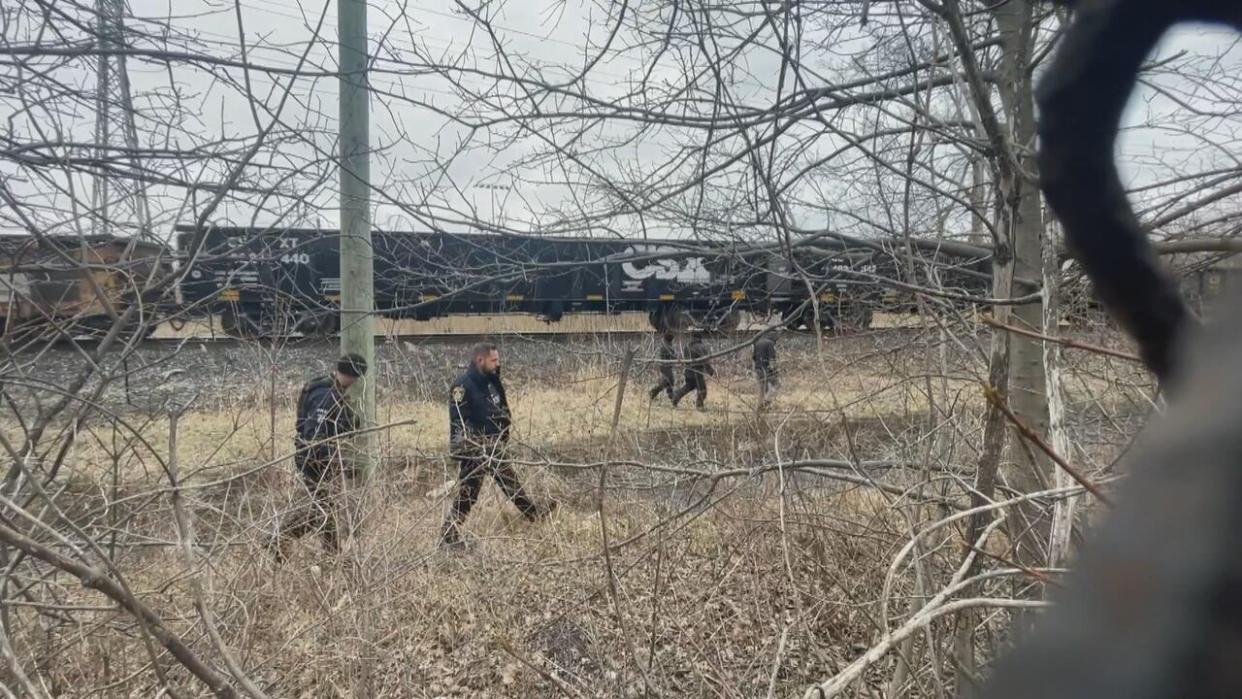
[536,499,558,520]
[440,521,467,551]
[265,532,288,564]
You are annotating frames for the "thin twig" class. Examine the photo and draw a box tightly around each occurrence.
[495,639,585,699]
[981,317,1141,362]
[167,409,271,699]
[595,347,660,696]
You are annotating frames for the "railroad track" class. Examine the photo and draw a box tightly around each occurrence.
[32,324,930,354]
[137,326,927,348]
[139,330,668,347]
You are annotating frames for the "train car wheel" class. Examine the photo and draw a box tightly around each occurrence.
[649,307,693,332]
[839,306,874,332]
[715,309,740,332]
[220,305,263,339]
[813,307,837,332]
[307,312,339,337]
[689,309,739,332]
[541,299,565,323]
[72,315,159,342]
[648,308,671,332]
[780,305,810,331]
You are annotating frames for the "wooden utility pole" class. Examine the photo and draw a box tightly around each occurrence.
[339,0,375,477]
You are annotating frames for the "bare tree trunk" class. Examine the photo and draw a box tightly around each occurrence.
[948,0,1050,681]
[993,0,1052,567]
[1044,223,1076,566]
[969,157,987,247]
[954,238,1013,689]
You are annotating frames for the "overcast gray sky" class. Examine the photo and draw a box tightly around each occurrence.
[3,1,1240,242]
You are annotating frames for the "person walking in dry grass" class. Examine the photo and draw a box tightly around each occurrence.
[753,329,779,408]
[649,331,677,402]
[440,342,554,550]
[269,353,366,561]
[671,330,714,409]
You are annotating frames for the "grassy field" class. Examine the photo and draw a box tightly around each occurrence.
[4,326,1152,697]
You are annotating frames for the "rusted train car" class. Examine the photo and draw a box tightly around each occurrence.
[0,235,172,339]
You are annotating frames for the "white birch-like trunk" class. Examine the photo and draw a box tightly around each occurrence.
[1043,224,1076,566]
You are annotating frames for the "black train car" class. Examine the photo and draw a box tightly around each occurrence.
[175,225,995,338]
[175,226,762,337]
[177,226,337,336]
[769,239,993,330]
[372,231,755,328]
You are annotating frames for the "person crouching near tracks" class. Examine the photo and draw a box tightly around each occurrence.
[440,342,554,550]
[672,330,715,410]
[753,329,779,408]
[269,353,366,562]
[649,332,677,402]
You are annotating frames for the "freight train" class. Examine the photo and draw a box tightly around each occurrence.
[174,226,996,338]
[0,227,1004,341]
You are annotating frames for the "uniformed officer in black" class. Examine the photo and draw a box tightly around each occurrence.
[441,342,551,548]
[648,332,677,402]
[270,353,366,560]
[753,330,778,408]
[671,331,715,409]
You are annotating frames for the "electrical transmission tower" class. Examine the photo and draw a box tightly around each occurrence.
[92,0,151,239]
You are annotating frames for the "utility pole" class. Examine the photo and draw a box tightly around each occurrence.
[339,0,375,477]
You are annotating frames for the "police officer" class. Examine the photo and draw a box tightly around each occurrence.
[648,332,677,402]
[671,331,714,409]
[753,329,778,408]
[441,342,552,548]
[270,353,366,560]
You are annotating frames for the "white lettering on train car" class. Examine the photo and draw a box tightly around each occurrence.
[620,246,711,283]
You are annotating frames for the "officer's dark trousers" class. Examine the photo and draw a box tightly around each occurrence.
[672,373,707,408]
[445,453,539,534]
[649,368,675,401]
[756,368,778,406]
[273,454,340,555]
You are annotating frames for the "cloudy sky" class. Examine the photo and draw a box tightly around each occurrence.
[3,1,1240,242]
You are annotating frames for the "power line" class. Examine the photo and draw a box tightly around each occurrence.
[109,5,641,109]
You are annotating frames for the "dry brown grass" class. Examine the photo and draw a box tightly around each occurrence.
[57,346,962,487]
[1,326,1155,697]
[47,456,908,698]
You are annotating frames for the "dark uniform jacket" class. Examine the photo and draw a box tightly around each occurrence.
[294,376,358,477]
[753,337,776,376]
[684,339,715,382]
[449,364,512,456]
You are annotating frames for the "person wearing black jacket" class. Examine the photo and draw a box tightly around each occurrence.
[753,330,778,408]
[441,342,551,548]
[672,331,715,409]
[270,353,366,560]
[649,332,677,402]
